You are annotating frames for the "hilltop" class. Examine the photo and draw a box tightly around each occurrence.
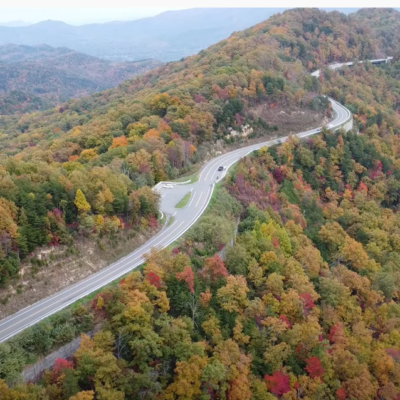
[2,7,391,148]
[0,44,161,115]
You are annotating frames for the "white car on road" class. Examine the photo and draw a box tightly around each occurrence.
[163,184,174,189]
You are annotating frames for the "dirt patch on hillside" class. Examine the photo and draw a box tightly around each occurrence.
[0,226,161,319]
[249,103,330,134]
[215,106,330,155]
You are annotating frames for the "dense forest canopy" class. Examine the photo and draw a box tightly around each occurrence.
[350,8,400,57]
[322,60,400,134]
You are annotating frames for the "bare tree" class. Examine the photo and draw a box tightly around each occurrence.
[114,329,129,360]
[186,292,200,328]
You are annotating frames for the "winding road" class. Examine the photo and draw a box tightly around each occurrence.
[0,58,388,344]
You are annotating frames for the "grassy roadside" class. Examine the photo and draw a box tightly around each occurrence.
[175,192,192,208]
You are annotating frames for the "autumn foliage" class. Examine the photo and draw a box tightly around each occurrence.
[146,271,162,289]
[265,371,290,396]
[51,358,73,382]
[0,6,398,288]
[305,356,324,378]
[202,255,228,282]
[110,135,128,148]
[175,266,195,293]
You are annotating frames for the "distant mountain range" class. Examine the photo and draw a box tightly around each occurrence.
[0,8,290,62]
[0,44,161,115]
[0,8,398,63]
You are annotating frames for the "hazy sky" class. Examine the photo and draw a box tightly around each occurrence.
[0,3,398,25]
[0,8,188,25]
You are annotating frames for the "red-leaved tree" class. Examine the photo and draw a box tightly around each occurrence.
[328,323,345,344]
[299,292,315,313]
[279,314,291,329]
[202,255,228,282]
[51,358,73,382]
[146,271,162,289]
[336,387,346,400]
[265,370,290,396]
[176,266,194,293]
[304,356,324,378]
[273,167,284,183]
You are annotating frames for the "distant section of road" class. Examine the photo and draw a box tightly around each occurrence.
[0,59,371,343]
[310,56,393,78]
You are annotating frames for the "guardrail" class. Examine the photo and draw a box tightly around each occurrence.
[153,180,191,190]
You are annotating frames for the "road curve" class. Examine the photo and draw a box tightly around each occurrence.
[0,87,352,344]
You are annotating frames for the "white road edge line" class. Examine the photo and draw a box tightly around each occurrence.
[187,192,196,207]
[195,192,203,208]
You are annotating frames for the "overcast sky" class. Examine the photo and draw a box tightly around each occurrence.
[0,8,189,25]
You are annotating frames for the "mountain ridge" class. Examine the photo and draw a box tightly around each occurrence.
[0,44,161,115]
[0,8,289,61]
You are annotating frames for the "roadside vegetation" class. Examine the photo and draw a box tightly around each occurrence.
[0,304,93,385]
[175,192,192,208]
[0,164,240,387]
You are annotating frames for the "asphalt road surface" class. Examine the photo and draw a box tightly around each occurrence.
[0,98,350,343]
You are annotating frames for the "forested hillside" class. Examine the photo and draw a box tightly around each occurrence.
[0,44,161,115]
[3,132,400,399]
[322,59,400,134]
[351,8,400,57]
[0,7,398,293]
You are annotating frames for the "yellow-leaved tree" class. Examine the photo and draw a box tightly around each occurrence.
[74,189,91,213]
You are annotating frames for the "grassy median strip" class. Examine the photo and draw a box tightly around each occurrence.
[175,192,191,208]
[172,172,199,184]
